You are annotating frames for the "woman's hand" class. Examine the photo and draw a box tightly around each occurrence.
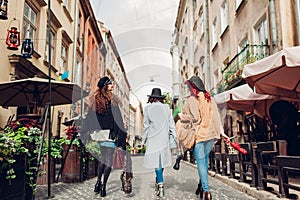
[177,112,182,120]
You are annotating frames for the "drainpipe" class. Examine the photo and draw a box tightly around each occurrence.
[204,0,211,89]
[191,0,195,76]
[269,0,278,52]
[71,0,79,118]
[73,0,79,83]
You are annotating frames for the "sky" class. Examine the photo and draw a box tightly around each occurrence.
[90,0,180,107]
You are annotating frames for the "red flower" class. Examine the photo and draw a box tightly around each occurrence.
[65,126,80,140]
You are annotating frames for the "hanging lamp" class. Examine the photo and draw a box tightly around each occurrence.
[21,38,34,58]
[0,0,8,20]
[6,18,20,50]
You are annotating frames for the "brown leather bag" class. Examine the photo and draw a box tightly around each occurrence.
[113,147,124,170]
[177,119,196,150]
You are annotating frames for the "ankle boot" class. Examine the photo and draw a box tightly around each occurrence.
[158,184,164,198]
[195,183,203,198]
[204,191,212,200]
[100,184,106,197]
[173,155,182,170]
[94,180,101,194]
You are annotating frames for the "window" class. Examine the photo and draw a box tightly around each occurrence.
[212,18,217,47]
[220,1,228,33]
[44,11,61,65]
[60,44,67,74]
[198,7,204,37]
[63,0,69,9]
[238,38,248,66]
[45,30,55,64]
[236,0,243,9]
[200,56,205,77]
[255,17,268,45]
[23,2,37,40]
[74,59,81,85]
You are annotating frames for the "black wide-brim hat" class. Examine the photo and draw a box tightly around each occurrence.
[187,76,206,92]
[97,76,114,89]
[147,88,166,99]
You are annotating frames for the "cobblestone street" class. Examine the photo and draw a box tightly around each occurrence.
[35,155,260,200]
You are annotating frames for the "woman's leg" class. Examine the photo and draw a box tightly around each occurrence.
[95,146,106,193]
[155,155,164,197]
[194,139,215,192]
[155,155,164,184]
[100,146,115,197]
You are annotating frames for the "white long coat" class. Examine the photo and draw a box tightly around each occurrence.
[142,102,176,169]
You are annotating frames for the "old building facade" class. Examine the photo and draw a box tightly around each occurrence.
[173,0,300,139]
[174,0,300,95]
[0,0,79,134]
[0,0,137,141]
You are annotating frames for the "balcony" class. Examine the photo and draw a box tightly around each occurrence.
[217,44,270,92]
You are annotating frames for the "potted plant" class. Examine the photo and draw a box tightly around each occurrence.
[37,137,65,185]
[0,118,42,200]
[61,125,82,183]
[85,141,101,179]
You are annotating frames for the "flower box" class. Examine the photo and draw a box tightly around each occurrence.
[36,157,55,185]
[61,143,81,183]
[85,153,97,179]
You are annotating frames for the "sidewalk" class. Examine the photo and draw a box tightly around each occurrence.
[183,161,300,200]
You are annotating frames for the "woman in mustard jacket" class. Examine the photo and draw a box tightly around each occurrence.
[178,76,222,200]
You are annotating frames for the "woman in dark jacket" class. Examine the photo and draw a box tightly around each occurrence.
[82,76,127,197]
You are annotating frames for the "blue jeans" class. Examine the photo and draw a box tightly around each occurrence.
[193,139,215,192]
[155,155,164,184]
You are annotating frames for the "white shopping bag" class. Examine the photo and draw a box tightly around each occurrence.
[90,130,111,142]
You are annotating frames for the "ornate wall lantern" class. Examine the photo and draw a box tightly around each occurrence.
[0,0,8,20]
[21,38,34,58]
[6,26,20,50]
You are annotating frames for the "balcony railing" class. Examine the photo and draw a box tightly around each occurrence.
[216,44,270,93]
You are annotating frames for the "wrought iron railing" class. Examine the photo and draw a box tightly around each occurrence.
[215,44,270,93]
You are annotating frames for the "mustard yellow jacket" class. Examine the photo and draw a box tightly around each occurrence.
[180,93,221,143]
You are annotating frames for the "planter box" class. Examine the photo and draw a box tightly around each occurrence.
[0,156,26,200]
[62,143,81,183]
[86,153,97,179]
[36,157,55,185]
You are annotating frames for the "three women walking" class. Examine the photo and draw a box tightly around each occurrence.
[83,75,222,199]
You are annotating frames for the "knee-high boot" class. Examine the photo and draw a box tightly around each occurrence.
[94,162,105,194]
[101,165,112,197]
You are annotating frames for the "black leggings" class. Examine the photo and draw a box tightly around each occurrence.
[97,146,115,186]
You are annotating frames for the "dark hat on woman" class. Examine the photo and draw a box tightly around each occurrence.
[188,76,206,92]
[148,88,166,99]
[97,76,114,89]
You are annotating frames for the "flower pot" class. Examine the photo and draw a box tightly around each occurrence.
[61,143,81,183]
[0,155,26,200]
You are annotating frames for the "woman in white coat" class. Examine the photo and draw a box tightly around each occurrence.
[141,88,176,198]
